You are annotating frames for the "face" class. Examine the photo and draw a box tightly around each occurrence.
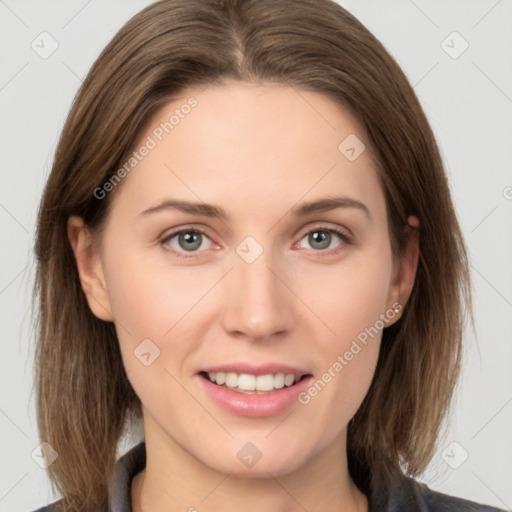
[70,82,417,478]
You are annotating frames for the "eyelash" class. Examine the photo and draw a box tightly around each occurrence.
[159,225,352,259]
[297,225,351,253]
[160,227,212,259]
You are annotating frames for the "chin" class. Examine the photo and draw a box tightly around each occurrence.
[197,439,313,478]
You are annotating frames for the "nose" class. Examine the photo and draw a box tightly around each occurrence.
[220,249,295,342]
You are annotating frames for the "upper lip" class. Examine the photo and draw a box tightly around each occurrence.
[199,363,311,377]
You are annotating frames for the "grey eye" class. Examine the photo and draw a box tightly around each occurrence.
[298,229,344,251]
[178,232,203,251]
[308,231,331,250]
[166,231,210,252]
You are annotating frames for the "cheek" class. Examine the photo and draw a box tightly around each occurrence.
[293,244,393,414]
[104,248,219,342]
[102,247,229,393]
[297,243,394,351]
[104,257,212,418]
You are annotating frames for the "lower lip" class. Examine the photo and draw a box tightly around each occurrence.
[197,374,313,417]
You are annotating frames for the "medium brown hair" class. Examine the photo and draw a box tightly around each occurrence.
[34,0,471,509]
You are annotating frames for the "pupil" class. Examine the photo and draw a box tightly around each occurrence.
[309,231,330,250]
[179,232,202,251]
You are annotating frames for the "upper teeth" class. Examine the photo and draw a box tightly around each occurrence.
[207,372,299,391]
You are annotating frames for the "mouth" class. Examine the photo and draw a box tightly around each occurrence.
[198,371,311,394]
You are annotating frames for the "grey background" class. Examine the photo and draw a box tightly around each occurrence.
[1,0,511,510]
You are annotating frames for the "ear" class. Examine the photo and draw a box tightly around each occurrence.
[385,215,420,326]
[67,216,114,322]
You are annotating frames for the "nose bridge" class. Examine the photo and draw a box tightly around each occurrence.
[221,242,293,340]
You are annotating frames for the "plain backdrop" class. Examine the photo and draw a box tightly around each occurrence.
[1,1,511,510]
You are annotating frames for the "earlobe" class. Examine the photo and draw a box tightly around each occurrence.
[386,215,420,325]
[67,216,114,322]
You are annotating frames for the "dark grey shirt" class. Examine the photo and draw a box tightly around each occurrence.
[34,442,505,511]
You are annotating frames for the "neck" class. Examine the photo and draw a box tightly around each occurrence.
[132,416,368,512]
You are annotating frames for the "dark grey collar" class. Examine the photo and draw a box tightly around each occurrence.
[108,442,504,512]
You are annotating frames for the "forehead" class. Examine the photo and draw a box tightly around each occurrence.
[108,81,385,222]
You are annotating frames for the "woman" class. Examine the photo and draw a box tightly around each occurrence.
[32,0,504,510]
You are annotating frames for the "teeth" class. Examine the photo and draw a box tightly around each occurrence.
[256,374,275,391]
[209,371,224,385]
[284,374,295,386]
[206,371,301,392]
[225,372,238,387]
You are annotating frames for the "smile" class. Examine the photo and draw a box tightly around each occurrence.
[201,371,306,394]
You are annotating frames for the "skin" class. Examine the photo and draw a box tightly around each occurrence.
[68,82,419,512]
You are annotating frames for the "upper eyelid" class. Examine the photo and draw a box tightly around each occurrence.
[160,224,350,252]
[160,227,214,258]
[160,224,212,239]
[161,222,349,239]
[297,224,350,238]
[295,226,350,250]
[292,223,353,247]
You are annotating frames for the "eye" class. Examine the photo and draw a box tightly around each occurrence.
[161,229,213,257]
[297,227,349,252]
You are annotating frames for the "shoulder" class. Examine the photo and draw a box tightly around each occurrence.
[396,477,506,512]
[31,504,59,512]
[30,442,146,512]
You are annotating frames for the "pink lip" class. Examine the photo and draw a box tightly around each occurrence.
[199,363,309,377]
[196,372,313,418]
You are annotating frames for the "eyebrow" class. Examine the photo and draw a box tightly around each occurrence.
[138,196,371,220]
[139,200,227,219]
[291,197,371,220]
